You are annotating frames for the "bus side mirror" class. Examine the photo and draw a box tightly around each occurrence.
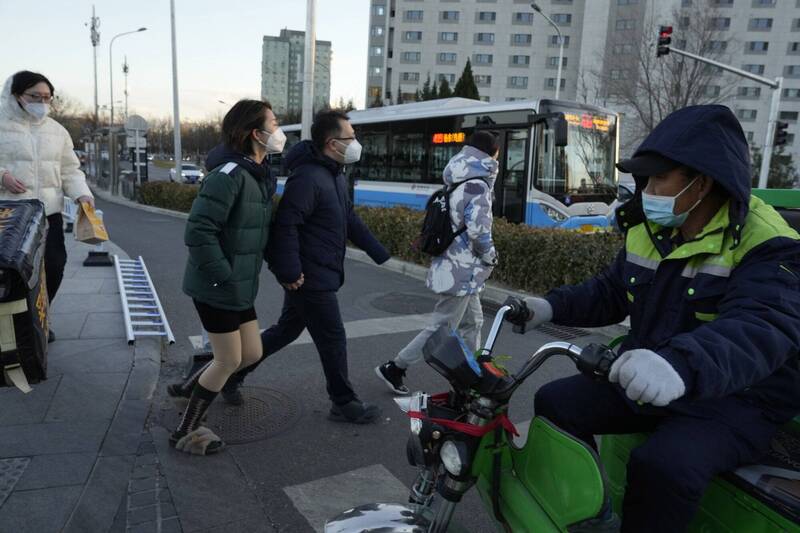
[554,117,569,147]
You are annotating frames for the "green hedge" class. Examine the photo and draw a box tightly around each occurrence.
[355,206,623,295]
[137,183,624,294]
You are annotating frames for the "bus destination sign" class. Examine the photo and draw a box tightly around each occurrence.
[432,132,466,144]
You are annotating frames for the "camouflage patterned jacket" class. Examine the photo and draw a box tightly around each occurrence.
[426,146,498,296]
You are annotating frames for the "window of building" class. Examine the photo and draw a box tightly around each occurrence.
[475,32,495,44]
[737,109,758,120]
[712,0,734,5]
[616,19,636,31]
[368,86,381,98]
[708,40,727,51]
[748,18,773,30]
[709,17,731,29]
[513,12,534,24]
[477,11,497,22]
[753,0,776,6]
[738,86,762,97]
[780,111,799,121]
[403,31,422,42]
[789,42,800,53]
[480,96,491,102]
[746,41,769,52]
[508,76,529,89]
[437,52,457,64]
[475,75,492,85]
[743,64,766,74]
[785,65,800,77]
[784,88,800,98]
[703,85,721,97]
[612,43,635,54]
[510,55,531,66]
[401,51,421,63]
[547,56,568,67]
[370,26,384,36]
[473,53,494,65]
[617,0,639,4]
[440,10,459,22]
[439,32,458,42]
[786,133,796,145]
[370,67,382,76]
[438,73,456,84]
[549,35,571,47]
[370,46,383,56]
[552,14,572,25]
[512,33,533,45]
[678,16,691,29]
[610,69,628,80]
[401,72,420,82]
[404,10,423,22]
[371,5,385,16]
[545,78,567,89]
[793,19,800,30]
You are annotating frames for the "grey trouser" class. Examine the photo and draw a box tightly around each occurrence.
[394,292,484,369]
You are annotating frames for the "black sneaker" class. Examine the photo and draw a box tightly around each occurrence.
[329,399,382,424]
[375,361,410,395]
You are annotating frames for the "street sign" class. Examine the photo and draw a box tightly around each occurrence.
[124,114,149,133]
[124,115,149,185]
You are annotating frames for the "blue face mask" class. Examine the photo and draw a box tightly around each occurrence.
[641,177,701,227]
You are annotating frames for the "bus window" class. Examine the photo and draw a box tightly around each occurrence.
[357,130,389,181]
[268,130,301,177]
[390,132,425,182]
[430,144,461,181]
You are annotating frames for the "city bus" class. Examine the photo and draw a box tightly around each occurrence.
[271,97,620,229]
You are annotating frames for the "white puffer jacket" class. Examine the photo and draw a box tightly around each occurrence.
[0,75,91,215]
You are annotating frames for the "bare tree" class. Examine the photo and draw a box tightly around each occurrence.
[49,93,94,145]
[595,1,738,146]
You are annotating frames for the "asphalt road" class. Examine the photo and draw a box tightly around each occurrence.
[96,197,606,532]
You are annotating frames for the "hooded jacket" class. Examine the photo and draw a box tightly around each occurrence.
[0,75,92,215]
[182,145,272,310]
[427,145,499,296]
[546,105,800,423]
[267,140,389,291]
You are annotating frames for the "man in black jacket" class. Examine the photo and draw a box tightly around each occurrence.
[223,110,390,424]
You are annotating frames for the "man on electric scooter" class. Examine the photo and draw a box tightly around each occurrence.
[524,105,800,532]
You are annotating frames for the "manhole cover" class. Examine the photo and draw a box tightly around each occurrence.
[534,323,591,341]
[0,457,30,507]
[164,386,300,444]
[371,292,438,314]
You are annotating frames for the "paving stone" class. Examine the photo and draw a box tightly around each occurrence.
[14,452,95,491]
[80,312,126,339]
[131,463,159,479]
[128,519,159,533]
[0,485,81,533]
[100,278,121,294]
[63,455,135,533]
[129,489,158,508]
[100,399,152,457]
[58,278,104,294]
[0,421,107,456]
[128,504,158,525]
[0,377,61,425]
[135,454,159,467]
[44,372,128,422]
[160,517,183,533]
[161,502,177,518]
[48,312,90,340]
[130,475,164,494]
[0,457,30,507]
[137,441,156,455]
[47,338,133,375]
[50,292,121,313]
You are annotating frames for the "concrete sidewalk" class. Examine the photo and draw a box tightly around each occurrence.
[0,236,170,532]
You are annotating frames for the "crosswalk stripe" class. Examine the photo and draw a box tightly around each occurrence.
[283,464,410,533]
[189,313,433,351]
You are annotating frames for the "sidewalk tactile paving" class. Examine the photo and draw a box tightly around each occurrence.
[0,457,30,507]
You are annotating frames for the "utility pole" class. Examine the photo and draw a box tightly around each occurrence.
[301,0,316,140]
[87,5,100,126]
[170,0,183,177]
[123,56,129,122]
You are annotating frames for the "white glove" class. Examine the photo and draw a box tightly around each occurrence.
[609,349,685,406]
[523,297,553,328]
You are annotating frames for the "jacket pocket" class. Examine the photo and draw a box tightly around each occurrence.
[684,276,728,323]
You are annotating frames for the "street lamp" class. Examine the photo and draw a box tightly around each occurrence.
[531,3,564,100]
[109,27,147,127]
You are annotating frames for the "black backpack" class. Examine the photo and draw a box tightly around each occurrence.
[414,177,489,256]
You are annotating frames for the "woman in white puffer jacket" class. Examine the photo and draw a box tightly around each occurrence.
[0,71,93,341]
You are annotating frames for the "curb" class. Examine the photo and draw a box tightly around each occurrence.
[91,190,630,340]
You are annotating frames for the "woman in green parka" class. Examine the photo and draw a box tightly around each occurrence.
[167,99,285,455]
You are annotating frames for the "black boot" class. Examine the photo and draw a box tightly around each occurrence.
[167,359,211,399]
[169,383,224,455]
[221,372,245,406]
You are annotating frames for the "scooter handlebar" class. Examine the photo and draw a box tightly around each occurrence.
[501,297,532,334]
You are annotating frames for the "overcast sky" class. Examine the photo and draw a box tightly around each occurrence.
[0,0,370,121]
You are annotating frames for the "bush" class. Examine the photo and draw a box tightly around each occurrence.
[138,181,199,213]
[355,205,623,295]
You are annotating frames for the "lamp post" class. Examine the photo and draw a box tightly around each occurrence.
[109,27,147,127]
[531,3,564,100]
[170,0,182,181]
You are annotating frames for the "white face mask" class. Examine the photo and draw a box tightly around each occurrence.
[257,127,287,154]
[22,101,49,120]
[334,138,362,164]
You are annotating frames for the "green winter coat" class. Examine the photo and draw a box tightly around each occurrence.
[182,162,271,310]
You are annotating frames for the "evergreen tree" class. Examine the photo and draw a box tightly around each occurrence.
[751,145,799,189]
[430,80,438,100]
[421,75,433,100]
[414,89,422,102]
[438,78,453,98]
[453,59,480,100]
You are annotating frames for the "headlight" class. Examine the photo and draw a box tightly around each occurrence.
[541,204,568,222]
[440,441,463,476]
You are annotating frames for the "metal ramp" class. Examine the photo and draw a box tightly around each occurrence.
[114,255,175,345]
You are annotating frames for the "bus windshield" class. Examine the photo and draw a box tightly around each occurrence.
[535,105,618,205]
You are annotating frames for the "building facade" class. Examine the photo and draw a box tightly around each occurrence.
[366,0,800,163]
[262,29,332,116]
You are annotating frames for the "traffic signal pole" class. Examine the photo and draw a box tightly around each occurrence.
[659,43,782,189]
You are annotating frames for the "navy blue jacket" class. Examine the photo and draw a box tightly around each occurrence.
[267,141,390,291]
[547,105,800,423]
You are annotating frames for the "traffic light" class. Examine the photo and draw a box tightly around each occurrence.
[657,26,673,58]
[775,121,790,146]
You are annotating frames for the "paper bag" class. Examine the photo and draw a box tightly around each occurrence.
[75,202,109,244]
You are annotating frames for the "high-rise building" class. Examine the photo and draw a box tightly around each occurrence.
[262,29,332,116]
[366,0,800,162]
